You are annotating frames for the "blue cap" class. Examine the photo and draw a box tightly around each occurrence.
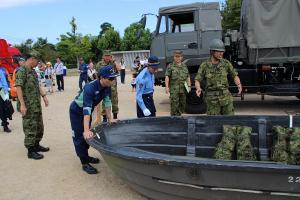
[99,65,119,78]
[148,56,160,68]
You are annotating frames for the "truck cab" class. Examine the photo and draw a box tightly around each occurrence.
[151,2,222,86]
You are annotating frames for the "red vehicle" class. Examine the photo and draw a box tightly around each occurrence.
[0,39,21,73]
[0,38,21,99]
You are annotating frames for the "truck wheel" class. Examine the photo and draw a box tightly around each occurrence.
[185,89,206,114]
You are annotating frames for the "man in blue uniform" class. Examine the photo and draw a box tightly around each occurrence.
[136,56,160,118]
[78,57,88,92]
[69,65,118,174]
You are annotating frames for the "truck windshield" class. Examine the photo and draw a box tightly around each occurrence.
[168,12,194,33]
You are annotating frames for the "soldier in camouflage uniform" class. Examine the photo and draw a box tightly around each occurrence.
[15,51,50,160]
[165,50,190,116]
[95,50,120,122]
[195,39,242,115]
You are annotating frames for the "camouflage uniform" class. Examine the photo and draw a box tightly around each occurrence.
[195,58,237,115]
[271,126,289,163]
[95,60,119,116]
[165,62,189,116]
[15,66,44,149]
[271,126,300,164]
[289,127,300,165]
[215,125,256,161]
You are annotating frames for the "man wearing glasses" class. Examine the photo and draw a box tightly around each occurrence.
[15,51,50,160]
[69,65,118,174]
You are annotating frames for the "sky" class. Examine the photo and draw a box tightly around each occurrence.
[0,0,224,45]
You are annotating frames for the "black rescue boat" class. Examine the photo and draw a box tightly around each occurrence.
[88,115,300,200]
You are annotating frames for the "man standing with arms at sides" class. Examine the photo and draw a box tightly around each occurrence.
[165,50,190,116]
[54,57,64,92]
[195,39,242,115]
[69,66,118,174]
[95,50,120,122]
[78,57,88,93]
[136,56,160,118]
[15,51,49,160]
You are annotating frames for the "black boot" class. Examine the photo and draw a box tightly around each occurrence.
[82,163,98,174]
[27,147,44,160]
[113,113,118,119]
[88,156,100,164]
[3,125,11,133]
[102,115,107,122]
[35,144,50,152]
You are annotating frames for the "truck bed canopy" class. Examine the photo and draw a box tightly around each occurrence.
[241,0,300,49]
[159,2,219,14]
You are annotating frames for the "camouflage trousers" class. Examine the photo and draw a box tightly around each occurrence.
[271,126,300,165]
[101,84,118,116]
[170,92,186,116]
[22,112,44,148]
[205,93,234,115]
[214,125,256,160]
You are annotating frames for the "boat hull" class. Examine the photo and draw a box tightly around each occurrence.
[89,115,300,200]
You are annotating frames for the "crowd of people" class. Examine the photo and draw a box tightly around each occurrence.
[0,39,244,174]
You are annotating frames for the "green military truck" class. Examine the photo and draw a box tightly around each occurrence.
[139,0,300,113]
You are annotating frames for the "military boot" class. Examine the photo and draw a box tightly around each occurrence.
[35,144,50,152]
[113,113,118,119]
[27,147,44,160]
[3,125,11,133]
[102,115,107,122]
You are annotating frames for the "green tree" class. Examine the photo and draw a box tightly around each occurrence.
[121,22,151,51]
[31,37,57,62]
[14,39,33,54]
[99,22,113,37]
[56,17,92,68]
[221,0,242,30]
[97,28,121,54]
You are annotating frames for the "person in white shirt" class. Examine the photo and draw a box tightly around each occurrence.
[44,62,54,93]
[120,58,126,84]
[54,57,64,91]
[87,61,97,82]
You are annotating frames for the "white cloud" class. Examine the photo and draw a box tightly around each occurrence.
[0,0,53,8]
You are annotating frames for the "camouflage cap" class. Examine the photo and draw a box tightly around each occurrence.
[173,50,183,56]
[103,50,112,56]
[173,50,182,55]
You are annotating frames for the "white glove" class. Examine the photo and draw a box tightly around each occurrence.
[143,108,151,116]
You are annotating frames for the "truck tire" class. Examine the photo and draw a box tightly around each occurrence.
[185,89,206,114]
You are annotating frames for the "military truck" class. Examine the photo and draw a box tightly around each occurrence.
[139,0,300,113]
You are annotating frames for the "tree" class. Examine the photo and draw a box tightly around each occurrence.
[14,39,33,55]
[56,17,92,68]
[221,0,242,31]
[99,22,113,37]
[32,37,57,62]
[97,28,121,53]
[121,23,151,51]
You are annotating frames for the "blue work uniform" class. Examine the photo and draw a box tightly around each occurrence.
[135,67,156,118]
[69,80,111,164]
[79,63,88,91]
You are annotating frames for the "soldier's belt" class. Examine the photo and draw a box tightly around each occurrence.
[206,90,228,96]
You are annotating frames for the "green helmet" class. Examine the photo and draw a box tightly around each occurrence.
[209,39,225,52]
